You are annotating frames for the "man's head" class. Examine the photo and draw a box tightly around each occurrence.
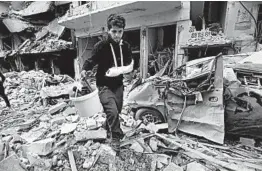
[107,14,126,43]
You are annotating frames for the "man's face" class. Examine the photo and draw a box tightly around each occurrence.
[108,26,124,43]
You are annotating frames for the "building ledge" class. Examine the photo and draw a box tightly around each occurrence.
[59,1,182,30]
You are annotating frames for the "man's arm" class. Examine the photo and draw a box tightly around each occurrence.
[82,41,103,72]
[0,72,5,82]
[105,42,134,77]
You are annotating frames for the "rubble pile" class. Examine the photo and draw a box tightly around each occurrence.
[0,68,261,171]
[186,29,232,47]
[20,33,72,54]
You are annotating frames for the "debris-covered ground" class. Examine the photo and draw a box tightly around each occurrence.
[0,70,261,171]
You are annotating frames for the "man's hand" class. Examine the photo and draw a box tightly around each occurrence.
[81,70,93,78]
[81,70,87,78]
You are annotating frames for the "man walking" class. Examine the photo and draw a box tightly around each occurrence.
[0,71,10,108]
[81,14,134,153]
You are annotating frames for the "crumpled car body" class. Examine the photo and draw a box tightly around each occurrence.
[126,54,225,144]
[225,52,262,139]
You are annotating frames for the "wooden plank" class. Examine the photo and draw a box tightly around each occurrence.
[155,133,254,171]
[68,150,78,171]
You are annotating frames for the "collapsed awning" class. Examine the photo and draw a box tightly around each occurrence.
[3,17,33,33]
[11,1,53,17]
[59,1,182,30]
[8,34,72,56]
[35,18,65,40]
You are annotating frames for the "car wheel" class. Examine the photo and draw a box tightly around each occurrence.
[135,108,165,124]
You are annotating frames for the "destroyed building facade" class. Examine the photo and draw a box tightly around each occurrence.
[59,1,262,79]
[0,1,76,78]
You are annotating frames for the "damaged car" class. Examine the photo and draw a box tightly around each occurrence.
[126,53,224,144]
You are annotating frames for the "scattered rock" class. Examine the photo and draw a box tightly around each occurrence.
[157,154,170,165]
[23,138,55,156]
[51,116,66,125]
[27,152,52,170]
[186,161,208,171]
[240,137,256,147]
[74,129,107,142]
[163,162,183,171]
[62,107,76,116]
[18,118,39,131]
[52,155,58,166]
[48,102,67,115]
[60,123,78,134]
[20,127,47,143]
[130,141,144,153]
[149,137,158,151]
[0,154,26,171]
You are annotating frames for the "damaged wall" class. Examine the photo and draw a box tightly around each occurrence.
[224,2,259,52]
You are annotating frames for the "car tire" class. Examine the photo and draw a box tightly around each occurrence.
[135,108,165,124]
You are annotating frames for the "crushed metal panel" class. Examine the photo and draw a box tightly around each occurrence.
[168,88,225,144]
[3,18,32,33]
[14,1,53,16]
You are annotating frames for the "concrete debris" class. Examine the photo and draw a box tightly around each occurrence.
[186,161,209,171]
[130,141,144,153]
[63,107,76,116]
[51,116,66,125]
[23,138,55,156]
[163,162,183,171]
[48,102,67,115]
[60,123,78,134]
[26,152,52,170]
[240,137,256,147]
[20,127,47,143]
[0,69,262,171]
[74,129,107,142]
[0,154,26,171]
[149,137,158,152]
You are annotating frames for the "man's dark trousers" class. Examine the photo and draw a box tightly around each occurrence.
[0,83,10,107]
[98,85,124,139]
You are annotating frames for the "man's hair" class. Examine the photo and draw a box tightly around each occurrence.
[107,14,126,30]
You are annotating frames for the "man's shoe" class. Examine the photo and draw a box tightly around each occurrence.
[110,138,120,154]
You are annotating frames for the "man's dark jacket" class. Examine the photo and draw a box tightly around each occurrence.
[82,36,132,89]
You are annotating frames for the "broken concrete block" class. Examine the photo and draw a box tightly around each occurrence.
[0,154,26,171]
[72,115,80,123]
[39,115,50,122]
[164,162,183,171]
[21,127,47,143]
[186,161,208,171]
[62,107,76,116]
[130,141,144,153]
[157,161,164,169]
[157,154,170,165]
[149,137,158,152]
[85,118,97,129]
[51,116,66,125]
[74,129,107,142]
[66,115,80,123]
[18,118,39,131]
[48,102,67,115]
[27,152,52,170]
[60,123,78,134]
[23,138,55,156]
[240,137,255,147]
